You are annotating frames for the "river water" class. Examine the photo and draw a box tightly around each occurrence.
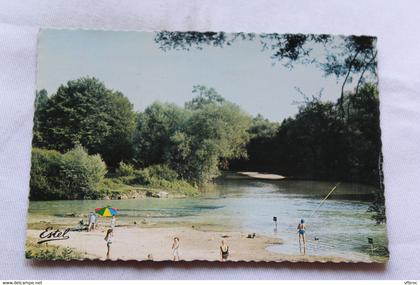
[27,174,388,262]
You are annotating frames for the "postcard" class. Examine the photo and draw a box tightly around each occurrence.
[26,29,388,263]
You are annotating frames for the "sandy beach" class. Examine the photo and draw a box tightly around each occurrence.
[27,226,353,262]
[237,172,286,180]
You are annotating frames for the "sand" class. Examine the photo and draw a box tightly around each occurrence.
[27,226,352,262]
[238,172,286,180]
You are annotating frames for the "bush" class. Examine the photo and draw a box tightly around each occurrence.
[128,164,177,185]
[30,148,65,200]
[30,146,107,200]
[97,178,135,197]
[142,164,179,182]
[115,163,198,196]
[60,146,107,199]
[145,177,198,196]
[115,161,135,177]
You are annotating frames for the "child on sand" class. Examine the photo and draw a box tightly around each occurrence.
[104,228,113,259]
[220,239,229,261]
[297,218,306,255]
[172,237,180,261]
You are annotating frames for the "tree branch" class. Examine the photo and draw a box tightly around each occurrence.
[355,51,377,95]
[339,50,360,119]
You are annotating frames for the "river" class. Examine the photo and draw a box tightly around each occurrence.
[27,173,388,262]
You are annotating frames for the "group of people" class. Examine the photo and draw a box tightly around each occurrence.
[101,216,305,260]
[171,237,230,262]
[103,233,229,261]
[72,211,115,232]
[71,211,116,259]
[103,218,305,260]
[172,218,306,261]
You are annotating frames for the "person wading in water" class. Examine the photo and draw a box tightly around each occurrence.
[297,218,306,255]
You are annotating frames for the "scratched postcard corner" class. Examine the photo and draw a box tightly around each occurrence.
[26,29,388,263]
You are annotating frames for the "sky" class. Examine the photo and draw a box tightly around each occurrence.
[37,29,355,122]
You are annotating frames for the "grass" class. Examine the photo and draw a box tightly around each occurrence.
[25,237,86,260]
[98,178,137,197]
[98,176,199,199]
[138,177,199,196]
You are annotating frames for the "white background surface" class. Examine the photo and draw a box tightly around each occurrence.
[1,0,420,280]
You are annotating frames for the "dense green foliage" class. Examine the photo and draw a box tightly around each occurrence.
[33,89,49,145]
[30,146,107,200]
[134,102,187,167]
[33,77,136,167]
[232,84,381,184]
[113,163,198,196]
[134,85,252,184]
[31,81,249,199]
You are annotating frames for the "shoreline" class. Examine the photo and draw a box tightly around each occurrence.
[26,226,359,263]
[28,172,379,202]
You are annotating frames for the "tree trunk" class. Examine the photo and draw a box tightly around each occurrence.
[339,50,360,120]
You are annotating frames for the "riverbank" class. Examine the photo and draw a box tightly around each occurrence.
[26,226,354,262]
[26,176,388,263]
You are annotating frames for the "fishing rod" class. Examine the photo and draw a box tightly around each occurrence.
[309,182,341,219]
[296,183,340,251]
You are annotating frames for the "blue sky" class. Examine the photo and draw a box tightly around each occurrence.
[37,29,353,122]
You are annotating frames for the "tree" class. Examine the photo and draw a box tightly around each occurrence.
[133,86,251,184]
[185,86,251,168]
[266,97,348,181]
[319,36,377,117]
[35,77,136,167]
[229,114,280,172]
[248,114,280,139]
[343,84,381,185]
[134,102,187,167]
[185,85,226,110]
[32,89,49,146]
[171,100,252,184]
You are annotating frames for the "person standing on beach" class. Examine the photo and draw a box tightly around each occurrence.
[110,215,116,229]
[220,239,229,261]
[297,218,306,255]
[104,228,113,259]
[94,212,99,229]
[88,211,96,232]
[172,237,180,261]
